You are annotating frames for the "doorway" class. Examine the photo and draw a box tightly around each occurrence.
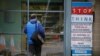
[21,0,64,56]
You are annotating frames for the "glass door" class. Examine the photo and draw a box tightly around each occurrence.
[21,0,64,56]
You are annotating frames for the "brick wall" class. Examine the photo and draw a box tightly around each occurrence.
[93,0,100,56]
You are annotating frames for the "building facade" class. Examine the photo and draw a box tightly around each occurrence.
[0,0,100,56]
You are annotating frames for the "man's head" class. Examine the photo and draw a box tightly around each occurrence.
[30,14,37,19]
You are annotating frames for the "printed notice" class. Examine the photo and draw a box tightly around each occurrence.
[71,2,93,56]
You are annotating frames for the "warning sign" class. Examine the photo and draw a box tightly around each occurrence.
[71,2,93,56]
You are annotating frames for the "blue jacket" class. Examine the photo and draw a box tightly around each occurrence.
[24,19,45,45]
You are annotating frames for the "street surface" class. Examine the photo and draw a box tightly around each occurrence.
[41,41,64,56]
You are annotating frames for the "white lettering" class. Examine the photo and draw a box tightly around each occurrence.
[83,9,88,13]
[78,9,81,13]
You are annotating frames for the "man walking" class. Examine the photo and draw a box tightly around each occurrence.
[24,14,45,56]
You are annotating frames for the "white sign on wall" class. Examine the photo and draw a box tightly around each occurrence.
[71,3,93,56]
[71,23,92,47]
[71,11,93,56]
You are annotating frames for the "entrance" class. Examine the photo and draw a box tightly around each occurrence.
[21,0,64,56]
[0,0,64,56]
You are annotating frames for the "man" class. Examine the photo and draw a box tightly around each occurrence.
[24,14,45,56]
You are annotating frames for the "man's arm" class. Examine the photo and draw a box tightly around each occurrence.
[38,23,45,40]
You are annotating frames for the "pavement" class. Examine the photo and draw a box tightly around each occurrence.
[41,41,64,56]
[0,40,64,56]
